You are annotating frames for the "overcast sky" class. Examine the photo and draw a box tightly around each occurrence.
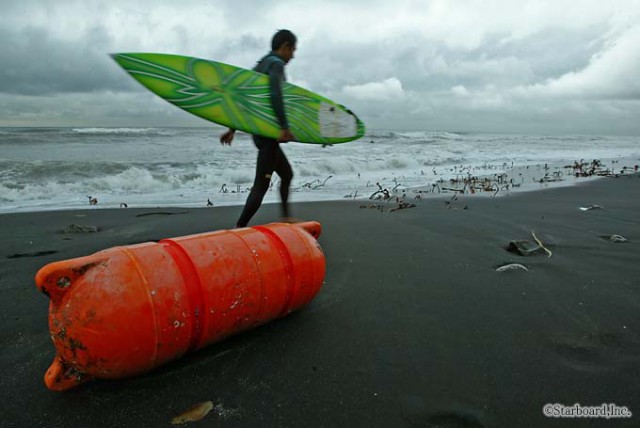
[1,0,639,134]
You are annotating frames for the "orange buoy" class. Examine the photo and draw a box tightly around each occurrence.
[36,222,325,391]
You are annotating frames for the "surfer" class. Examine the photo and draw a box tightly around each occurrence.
[220,29,297,227]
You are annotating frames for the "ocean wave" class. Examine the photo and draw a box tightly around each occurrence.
[403,131,467,141]
[2,128,640,213]
[366,130,398,139]
[4,128,64,134]
[296,154,430,177]
[0,159,257,204]
[70,127,172,136]
[0,166,180,203]
[2,160,133,181]
[365,130,467,143]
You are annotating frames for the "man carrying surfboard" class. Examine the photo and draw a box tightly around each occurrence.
[220,30,297,228]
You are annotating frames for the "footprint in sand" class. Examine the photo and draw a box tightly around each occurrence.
[401,396,485,427]
[551,331,640,373]
[136,211,189,217]
[423,412,485,428]
[7,250,58,259]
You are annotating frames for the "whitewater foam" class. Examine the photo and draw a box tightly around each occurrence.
[1,127,638,213]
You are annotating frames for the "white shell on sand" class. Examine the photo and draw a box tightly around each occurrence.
[496,263,529,272]
[579,205,604,211]
[171,401,214,425]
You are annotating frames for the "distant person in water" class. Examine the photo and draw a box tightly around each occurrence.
[220,29,297,228]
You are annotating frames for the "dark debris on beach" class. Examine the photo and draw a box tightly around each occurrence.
[366,159,638,203]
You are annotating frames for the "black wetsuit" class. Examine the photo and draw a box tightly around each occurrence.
[236,53,293,227]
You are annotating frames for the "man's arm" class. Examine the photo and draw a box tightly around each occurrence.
[268,61,295,142]
[268,61,288,130]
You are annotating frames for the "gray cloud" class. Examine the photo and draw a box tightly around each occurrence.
[0,0,639,134]
[0,25,133,95]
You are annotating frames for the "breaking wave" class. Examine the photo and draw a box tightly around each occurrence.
[1,127,639,212]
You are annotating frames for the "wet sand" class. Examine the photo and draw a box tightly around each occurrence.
[1,174,639,427]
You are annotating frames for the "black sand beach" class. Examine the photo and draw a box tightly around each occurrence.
[1,175,639,427]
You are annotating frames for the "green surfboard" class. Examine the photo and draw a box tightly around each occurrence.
[111,53,365,144]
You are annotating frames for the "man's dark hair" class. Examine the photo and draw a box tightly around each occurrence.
[272,29,297,51]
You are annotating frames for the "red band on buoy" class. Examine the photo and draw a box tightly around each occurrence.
[161,239,206,352]
[253,226,296,317]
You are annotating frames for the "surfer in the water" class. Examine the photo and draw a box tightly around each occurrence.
[220,29,297,227]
